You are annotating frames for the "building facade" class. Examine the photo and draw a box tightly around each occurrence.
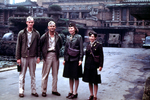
[0,0,45,38]
[36,0,150,47]
[0,0,149,47]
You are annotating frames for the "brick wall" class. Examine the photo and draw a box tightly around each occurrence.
[134,34,145,43]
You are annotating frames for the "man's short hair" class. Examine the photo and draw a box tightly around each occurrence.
[48,21,55,26]
[26,16,34,22]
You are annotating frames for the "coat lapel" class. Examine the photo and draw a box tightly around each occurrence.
[55,33,59,44]
[46,32,49,50]
[90,41,97,51]
[23,28,28,48]
[30,31,36,46]
[71,34,77,41]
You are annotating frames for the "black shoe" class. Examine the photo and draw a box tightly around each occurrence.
[88,95,93,100]
[93,97,97,100]
[68,93,78,99]
[52,91,61,96]
[42,92,47,97]
[19,93,24,97]
[31,93,39,97]
[66,93,73,98]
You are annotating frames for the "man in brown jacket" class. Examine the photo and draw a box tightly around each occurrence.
[40,21,62,97]
[16,16,40,98]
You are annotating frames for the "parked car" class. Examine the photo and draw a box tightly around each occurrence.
[0,32,16,56]
[143,36,150,48]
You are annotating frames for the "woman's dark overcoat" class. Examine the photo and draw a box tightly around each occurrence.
[63,34,83,79]
[83,40,104,83]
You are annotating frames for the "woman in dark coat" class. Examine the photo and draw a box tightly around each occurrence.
[63,23,83,99]
[83,31,104,100]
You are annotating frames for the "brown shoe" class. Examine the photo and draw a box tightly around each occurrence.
[66,93,73,98]
[68,93,78,99]
[19,93,24,97]
[31,93,39,97]
[87,95,93,100]
[52,91,61,96]
[42,92,47,97]
[93,97,97,100]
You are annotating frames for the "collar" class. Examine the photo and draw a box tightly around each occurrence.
[48,32,55,37]
[26,28,33,33]
[90,40,96,46]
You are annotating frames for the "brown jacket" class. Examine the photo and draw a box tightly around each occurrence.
[16,28,40,59]
[64,33,83,62]
[40,31,62,61]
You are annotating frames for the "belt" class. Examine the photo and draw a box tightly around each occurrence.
[48,50,55,52]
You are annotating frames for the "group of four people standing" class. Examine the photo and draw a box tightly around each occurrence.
[16,16,104,100]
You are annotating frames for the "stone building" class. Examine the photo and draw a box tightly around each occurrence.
[0,0,45,26]
[0,0,45,38]
[0,0,46,56]
[37,0,150,47]
[0,0,149,47]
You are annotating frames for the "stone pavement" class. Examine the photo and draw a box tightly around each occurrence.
[0,47,150,100]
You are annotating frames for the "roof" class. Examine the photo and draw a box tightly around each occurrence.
[106,3,150,8]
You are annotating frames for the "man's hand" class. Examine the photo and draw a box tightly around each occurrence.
[78,60,82,66]
[17,59,21,65]
[37,57,40,63]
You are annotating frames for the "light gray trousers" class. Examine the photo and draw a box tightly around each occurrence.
[19,57,37,94]
[41,52,59,93]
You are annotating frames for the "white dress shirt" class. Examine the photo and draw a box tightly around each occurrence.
[48,33,55,51]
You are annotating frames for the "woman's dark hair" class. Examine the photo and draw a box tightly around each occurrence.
[88,31,97,38]
[68,23,79,34]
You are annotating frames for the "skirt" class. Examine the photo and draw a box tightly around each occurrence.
[63,61,82,79]
[83,68,101,84]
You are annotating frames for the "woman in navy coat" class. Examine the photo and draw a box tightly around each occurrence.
[83,31,104,100]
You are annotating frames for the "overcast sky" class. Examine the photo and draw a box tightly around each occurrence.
[10,0,37,4]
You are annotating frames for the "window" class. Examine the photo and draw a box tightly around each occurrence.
[63,12,67,18]
[82,12,89,18]
[129,14,134,25]
[122,8,127,21]
[129,15,134,21]
[121,8,127,25]
[69,12,79,19]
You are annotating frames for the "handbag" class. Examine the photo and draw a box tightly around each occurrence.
[90,47,100,63]
[67,43,79,57]
[17,64,21,72]
[93,56,100,63]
